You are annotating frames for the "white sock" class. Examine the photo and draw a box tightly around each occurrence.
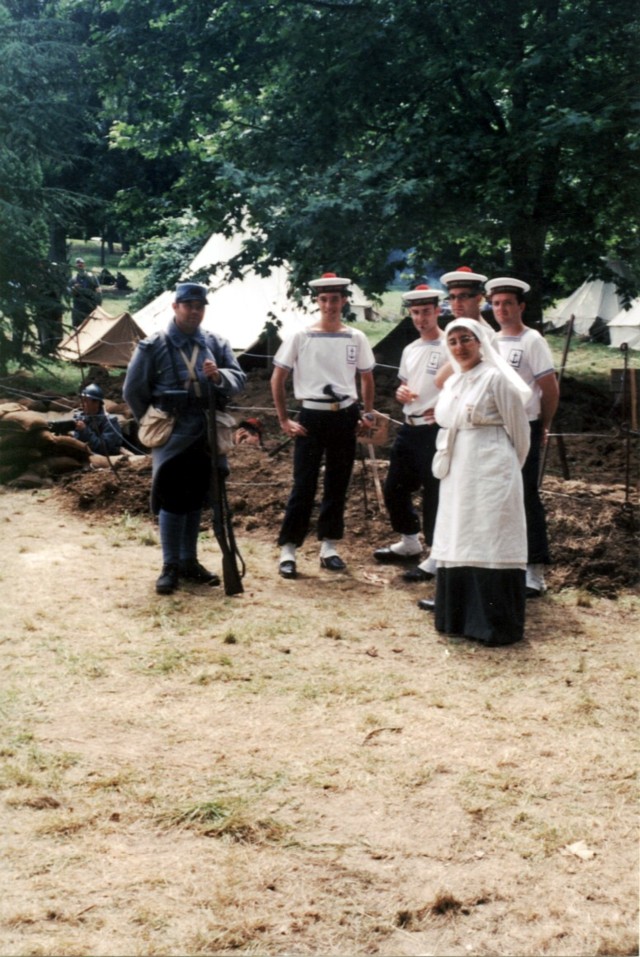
[419,555,437,574]
[390,534,421,556]
[320,539,339,559]
[280,543,297,563]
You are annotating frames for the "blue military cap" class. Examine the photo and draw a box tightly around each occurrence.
[174,282,209,304]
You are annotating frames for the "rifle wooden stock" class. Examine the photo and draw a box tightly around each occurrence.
[208,392,244,596]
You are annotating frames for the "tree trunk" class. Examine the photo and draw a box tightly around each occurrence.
[509,218,547,333]
[48,225,67,265]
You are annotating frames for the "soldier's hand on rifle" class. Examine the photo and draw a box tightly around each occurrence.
[203,359,222,383]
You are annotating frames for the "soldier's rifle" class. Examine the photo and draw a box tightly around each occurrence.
[207,387,245,596]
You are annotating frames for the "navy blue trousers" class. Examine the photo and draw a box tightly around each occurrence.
[523,420,551,564]
[383,423,440,546]
[277,404,360,547]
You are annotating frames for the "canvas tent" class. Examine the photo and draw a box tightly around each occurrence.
[544,280,625,336]
[133,232,380,361]
[58,306,146,368]
[607,299,640,351]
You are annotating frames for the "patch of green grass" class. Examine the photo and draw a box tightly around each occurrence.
[162,797,287,844]
[144,645,195,675]
[108,511,157,547]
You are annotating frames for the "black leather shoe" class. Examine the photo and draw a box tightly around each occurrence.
[526,586,542,599]
[417,598,436,612]
[373,547,421,564]
[179,559,220,586]
[279,560,297,579]
[156,563,179,595]
[403,567,433,583]
[320,555,346,572]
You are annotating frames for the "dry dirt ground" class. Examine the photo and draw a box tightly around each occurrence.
[1,368,639,957]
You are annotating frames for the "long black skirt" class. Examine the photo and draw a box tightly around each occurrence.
[434,566,526,646]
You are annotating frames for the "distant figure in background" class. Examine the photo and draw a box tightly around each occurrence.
[69,257,101,329]
[71,383,123,455]
[33,260,66,356]
[486,276,559,598]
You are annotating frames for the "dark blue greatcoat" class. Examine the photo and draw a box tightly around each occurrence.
[123,319,246,513]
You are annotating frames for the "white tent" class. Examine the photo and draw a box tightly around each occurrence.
[607,299,640,351]
[133,233,379,355]
[544,279,625,336]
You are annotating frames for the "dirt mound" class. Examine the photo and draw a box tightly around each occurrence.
[3,365,637,597]
[52,367,637,599]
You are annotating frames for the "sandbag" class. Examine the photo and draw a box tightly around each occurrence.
[8,470,53,489]
[0,431,45,450]
[35,456,85,476]
[0,447,43,468]
[0,402,25,417]
[43,433,91,461]
[1,410,49,431]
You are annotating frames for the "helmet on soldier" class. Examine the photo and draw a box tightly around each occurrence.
[80,383,104,403]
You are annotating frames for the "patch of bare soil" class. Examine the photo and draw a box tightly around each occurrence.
[0,368,638,957]
[51,366,639,598]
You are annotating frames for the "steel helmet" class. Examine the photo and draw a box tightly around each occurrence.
[80,383,104,402]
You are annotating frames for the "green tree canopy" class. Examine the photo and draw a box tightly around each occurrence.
[0,0,91,365]
[37,1,640,326]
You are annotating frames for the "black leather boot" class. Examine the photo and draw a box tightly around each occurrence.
[156,563,179,595]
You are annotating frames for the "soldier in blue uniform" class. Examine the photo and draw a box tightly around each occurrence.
[123,282,246,595]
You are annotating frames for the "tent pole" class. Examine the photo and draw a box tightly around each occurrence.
[620,343,632,507]
[539,314,574,487]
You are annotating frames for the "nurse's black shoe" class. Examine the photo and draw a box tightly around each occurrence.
[417,598,435,612]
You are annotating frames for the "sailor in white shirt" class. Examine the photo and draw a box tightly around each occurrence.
[271,273,375,579]
[486,276,560,597]
[373,285,446,582]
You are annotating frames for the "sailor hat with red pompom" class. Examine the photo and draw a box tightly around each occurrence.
[439,266,488,289]
[308,272,351,294]
[402,284,444,305]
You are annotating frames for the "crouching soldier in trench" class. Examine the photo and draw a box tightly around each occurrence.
[123,282,246,595]
[71,383,123,456]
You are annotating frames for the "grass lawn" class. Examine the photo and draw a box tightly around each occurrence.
[67,238,147,317]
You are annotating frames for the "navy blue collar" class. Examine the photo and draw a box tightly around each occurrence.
[165,320,207,349]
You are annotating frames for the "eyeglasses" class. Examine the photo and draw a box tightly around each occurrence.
[448,293,476,301]
[447,335,477,346]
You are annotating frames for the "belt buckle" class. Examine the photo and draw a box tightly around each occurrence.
[331,401,340,411]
